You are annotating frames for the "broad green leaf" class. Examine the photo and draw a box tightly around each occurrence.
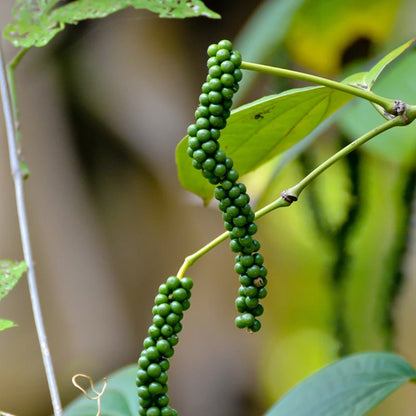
[265,352,416,416]
[0,260,26,301]
[63,364,138,416]
[338,51,416,166]
[177,86,352,203]
[4,0,220,48]
[0,319,17,331]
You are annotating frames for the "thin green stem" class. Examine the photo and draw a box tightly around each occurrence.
[286,116,404,199]
[177,231,229,278]
[240,61,396,114]
[0,46,63,415]
[177,116,405,277]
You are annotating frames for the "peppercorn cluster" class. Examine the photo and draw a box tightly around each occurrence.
[186,40,268,332]
[137,276,193,416]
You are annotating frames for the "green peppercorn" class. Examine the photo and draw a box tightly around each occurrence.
[201,140,218,154]
[196,128,211,142]
[208,78,222,91]
[207,44,219,57]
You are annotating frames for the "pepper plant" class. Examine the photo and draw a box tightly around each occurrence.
[1,1,416,415]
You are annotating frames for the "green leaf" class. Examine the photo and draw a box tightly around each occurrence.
[0,319,18,331]
[63,364,138,416]
[361,39,414,91]
[177,86,352,203]
[0,260,26,301]
[264,352,416,416]
[4,0,220,48]
[342,39,414,93]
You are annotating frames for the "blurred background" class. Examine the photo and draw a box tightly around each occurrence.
[0,0,416,415]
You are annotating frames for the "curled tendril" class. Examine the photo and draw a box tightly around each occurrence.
[72,373,108,416]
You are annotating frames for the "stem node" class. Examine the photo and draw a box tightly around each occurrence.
[280,190,298,204]
[393,99,409,124]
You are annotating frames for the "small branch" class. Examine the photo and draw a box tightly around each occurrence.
[177,231,229,278]
[285,116,405,200]
[0,47,63,415]
[177,116,406,276]
[240,61,396,114]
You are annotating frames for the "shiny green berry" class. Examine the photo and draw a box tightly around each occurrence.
[235,315,245,329]
[220,60,235,73]
[170,301,183,314]
[161,324,174,338]
[145,346,160,362]
[218,39,233,50]
[250,319,262,332]
[207,44,219,57]
[156,339,171,356]
[159,359,170,371]
[216,48,230,62]
[147,363,162,378]
[143,337,156,350]
[166,276,181,291]
[157,395,170,407]
[241,313,255,327]
[137,385,151,399]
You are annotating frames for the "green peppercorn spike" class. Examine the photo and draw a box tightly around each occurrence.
[185,40,269,333]
[137,276,193,415]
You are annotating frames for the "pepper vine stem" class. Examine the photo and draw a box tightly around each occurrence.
[240,61,397,114]
[0,46,63,415]
[177,116,406,278]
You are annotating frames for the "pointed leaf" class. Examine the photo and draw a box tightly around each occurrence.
[0,260,26,301]
[0,320,18,331]
[177,86,352,202]
[347,38,415,91]
[265,352,416,416]
[63,364,138,416]
[4,0,220,48]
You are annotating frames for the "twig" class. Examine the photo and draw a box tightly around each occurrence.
[0,46,63,415]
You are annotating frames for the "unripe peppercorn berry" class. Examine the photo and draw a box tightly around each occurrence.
[207,44,219,57]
